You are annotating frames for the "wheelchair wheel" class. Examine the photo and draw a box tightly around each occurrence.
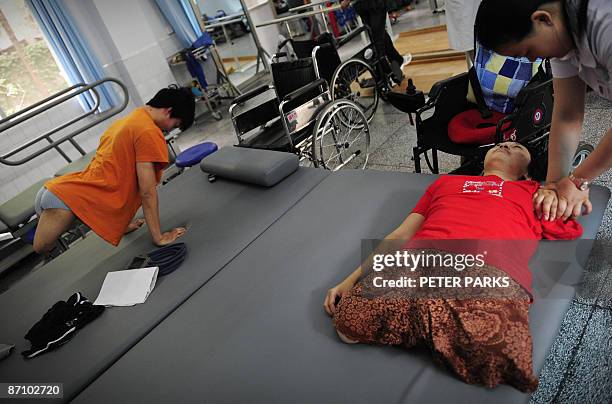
[331,59,379,123]
[571,142,594,171]
[298,152,316,168]
[311,100,370,170]
[533,140,593,181]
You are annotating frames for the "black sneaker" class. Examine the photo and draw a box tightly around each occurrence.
[22,293,104,358]
[22,300,77,358]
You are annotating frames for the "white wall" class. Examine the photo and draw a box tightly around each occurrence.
[248,0,280,59]
[0,0,187,205]
[90,0,180,104]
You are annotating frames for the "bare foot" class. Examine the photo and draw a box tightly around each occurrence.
[337,329,359,344]
[125,219,145,234]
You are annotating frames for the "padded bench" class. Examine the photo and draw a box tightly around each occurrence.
[0,178,50,236]
[0,163,328,401]
[74,170,610,403]
[0,150,94,239]
[0,151,95,239]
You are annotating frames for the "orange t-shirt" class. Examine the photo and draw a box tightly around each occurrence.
[46,108,168,246]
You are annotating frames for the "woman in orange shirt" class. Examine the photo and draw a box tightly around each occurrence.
[33,87,195,254]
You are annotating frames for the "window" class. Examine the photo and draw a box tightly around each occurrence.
[0,0,69,118]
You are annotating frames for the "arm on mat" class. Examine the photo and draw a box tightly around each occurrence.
[137,162,185,246]
[324,213,425,315]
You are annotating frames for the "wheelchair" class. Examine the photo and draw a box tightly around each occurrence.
[229,47,371,171]
[276,25,402,123]
[410,62,593,180]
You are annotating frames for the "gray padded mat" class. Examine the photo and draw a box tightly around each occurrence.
[74,171,610,403]
[0,167,328,401]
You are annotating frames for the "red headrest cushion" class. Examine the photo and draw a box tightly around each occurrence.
[448,109,508,145]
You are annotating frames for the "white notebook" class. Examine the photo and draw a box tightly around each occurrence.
[94,267,159,307]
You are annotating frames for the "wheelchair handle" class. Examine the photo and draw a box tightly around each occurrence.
[315,42,334,52]
[282,78,328,103]
[277,38,291,52]
[337,25,372,48]
[272,52,288,62]
[232,84,272,105]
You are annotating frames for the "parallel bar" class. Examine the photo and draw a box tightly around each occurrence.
[256,4,341,28]
[2,91,100,159]
[0,78,129,167]
[206,12,244,23]
[43,135,71,164]
[0,83,87,132]
[204,17,245,29]
[289,0,337,13]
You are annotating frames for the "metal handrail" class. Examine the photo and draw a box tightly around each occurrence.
[288,0,336,13]
[0,77,129,166]
[255,4,341,27]
[204,17,245,29]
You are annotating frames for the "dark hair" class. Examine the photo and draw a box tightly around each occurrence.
[575,0,590,35]
[146,87,195,131]
[475,0,589,51]
[522,144,547,181]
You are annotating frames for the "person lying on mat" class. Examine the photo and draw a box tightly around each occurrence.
[475,0,612,221]
[33,87,195,254]
[323,142,583,392]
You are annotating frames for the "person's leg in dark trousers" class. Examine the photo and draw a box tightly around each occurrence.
[359,9,404,82]
[359,10,387,63]
[384,31,403,65]
[359,10,403,64]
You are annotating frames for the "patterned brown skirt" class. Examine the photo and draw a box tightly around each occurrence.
[333,255,539,392]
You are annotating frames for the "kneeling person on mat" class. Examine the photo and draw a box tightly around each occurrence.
[33,87,195,254]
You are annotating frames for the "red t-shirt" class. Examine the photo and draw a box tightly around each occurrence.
[406,175,583,295]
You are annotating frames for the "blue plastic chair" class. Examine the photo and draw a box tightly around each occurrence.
[164,141,218,184]
[175,142,218,169]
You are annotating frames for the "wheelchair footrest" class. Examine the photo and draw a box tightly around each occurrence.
[360,78,376,88]
[240,122,290,150]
